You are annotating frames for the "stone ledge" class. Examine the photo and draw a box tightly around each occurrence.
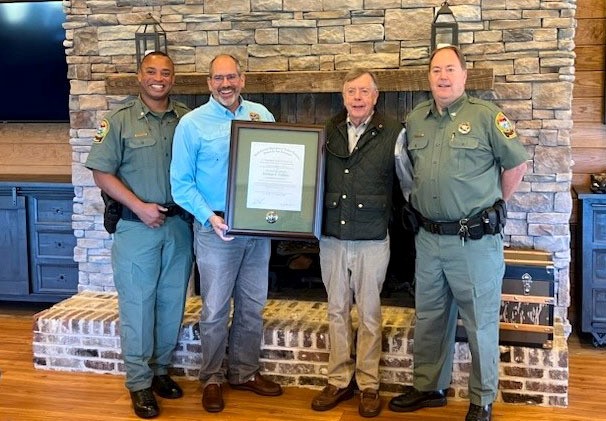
[32,291,568,407]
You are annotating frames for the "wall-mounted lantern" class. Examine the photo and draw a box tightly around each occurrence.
[135,13,167,68]
[430,1,459,51]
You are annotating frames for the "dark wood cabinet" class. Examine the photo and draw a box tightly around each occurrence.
[577,187,606,346]
[0,181,77,302]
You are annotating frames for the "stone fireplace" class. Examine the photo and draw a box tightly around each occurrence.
[69,0,574,333]
[42,0,575,407]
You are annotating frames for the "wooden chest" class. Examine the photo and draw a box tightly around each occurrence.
[457,248,556,349]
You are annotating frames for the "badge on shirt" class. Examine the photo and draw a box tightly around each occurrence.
[458,122,471,134]
[93,119,109,143]
[249,112,260,121]
[495,112,517,139]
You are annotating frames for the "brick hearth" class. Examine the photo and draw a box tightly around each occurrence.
[32,291,568,407]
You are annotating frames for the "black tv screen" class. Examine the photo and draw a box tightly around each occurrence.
[0,1,69,122]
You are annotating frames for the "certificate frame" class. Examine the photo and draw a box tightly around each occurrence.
[225,120,325,240]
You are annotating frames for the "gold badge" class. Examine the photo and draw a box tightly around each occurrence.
[249,112,260,121]
[458,122,471,134]
[93,119,109,143]
[495,112,517,139]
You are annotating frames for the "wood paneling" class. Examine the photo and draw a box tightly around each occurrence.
[576,0,606,19]
[575,46,605,72]
[0,123,71,177]
[574,71,604,98]
[572,147,606,174]
[572,122,606,148]
[573,97,605,123]
[575,18,606,45]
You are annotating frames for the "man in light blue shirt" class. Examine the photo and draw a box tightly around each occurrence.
[170,54,282,414]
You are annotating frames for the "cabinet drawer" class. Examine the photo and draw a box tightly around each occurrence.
[35,198,73,223]
[34,263,78,294]
[36,231,77,258]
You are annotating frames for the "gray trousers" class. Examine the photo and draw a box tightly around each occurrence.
[412,229,504,406]
[112,216,193,392]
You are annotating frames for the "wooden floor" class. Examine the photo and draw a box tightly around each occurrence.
[1,303,605,421]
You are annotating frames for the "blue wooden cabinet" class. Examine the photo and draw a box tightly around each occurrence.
[0,181,77,302]
[577,187,606,346]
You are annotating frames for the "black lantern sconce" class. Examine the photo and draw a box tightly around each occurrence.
[430,1,459,51]
[135,13,167,68]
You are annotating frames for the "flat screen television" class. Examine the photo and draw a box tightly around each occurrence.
[0,0,69,122]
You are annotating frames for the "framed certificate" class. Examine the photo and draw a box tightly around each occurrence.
[225,120,325,240]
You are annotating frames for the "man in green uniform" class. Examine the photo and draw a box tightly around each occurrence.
[389,46,528,421]
[85,52,193,419]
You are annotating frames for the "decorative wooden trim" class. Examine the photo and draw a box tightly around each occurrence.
[105,68,494,95]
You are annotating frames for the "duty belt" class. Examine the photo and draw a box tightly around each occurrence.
[121,204,183,222]
[420,213,485,238]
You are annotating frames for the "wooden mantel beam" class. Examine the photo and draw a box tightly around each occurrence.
[105,68,493,95]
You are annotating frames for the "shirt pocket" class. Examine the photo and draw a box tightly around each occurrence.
[123,135,158,170]
[198,123,230,163]
[407,135,429,162]
[449,135,480,174]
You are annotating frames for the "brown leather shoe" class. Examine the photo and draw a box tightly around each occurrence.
[229,373,283,396]
[202,384,224,413]
[311,384,354,411]
[359,388,382,418]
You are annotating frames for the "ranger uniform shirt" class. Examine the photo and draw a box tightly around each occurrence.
[85,97,190,205]
[406,93,528,222]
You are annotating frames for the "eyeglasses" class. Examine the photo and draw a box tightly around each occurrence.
[210,74,240,83]
[344,88,375,97]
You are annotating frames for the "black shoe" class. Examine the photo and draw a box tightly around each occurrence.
[151,375,183,399]
[466,403,492,421]
[388,386,447,412]
[130,387,159,419]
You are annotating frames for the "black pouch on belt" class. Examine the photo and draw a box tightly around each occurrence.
[101,191,122,234]
[481,199,507,235]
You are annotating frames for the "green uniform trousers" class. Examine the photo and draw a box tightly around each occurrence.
[112,216,193,392]
[412,229,503,406]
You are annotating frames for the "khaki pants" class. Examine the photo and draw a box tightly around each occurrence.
[319,235,390,391]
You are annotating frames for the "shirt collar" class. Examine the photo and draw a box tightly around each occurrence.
[209,95,244,116]
[346,112,374,130]
[427,93,468,120]
[135,96,177,119]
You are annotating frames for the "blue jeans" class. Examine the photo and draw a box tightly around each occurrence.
[193,220,271,385]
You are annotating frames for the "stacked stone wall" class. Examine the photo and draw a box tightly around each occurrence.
[66,0,576,331]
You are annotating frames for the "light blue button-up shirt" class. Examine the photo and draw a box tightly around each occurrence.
[170,95,275,226]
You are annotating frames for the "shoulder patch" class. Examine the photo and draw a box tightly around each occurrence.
[495,112,517,140]
[94,119,110,143]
